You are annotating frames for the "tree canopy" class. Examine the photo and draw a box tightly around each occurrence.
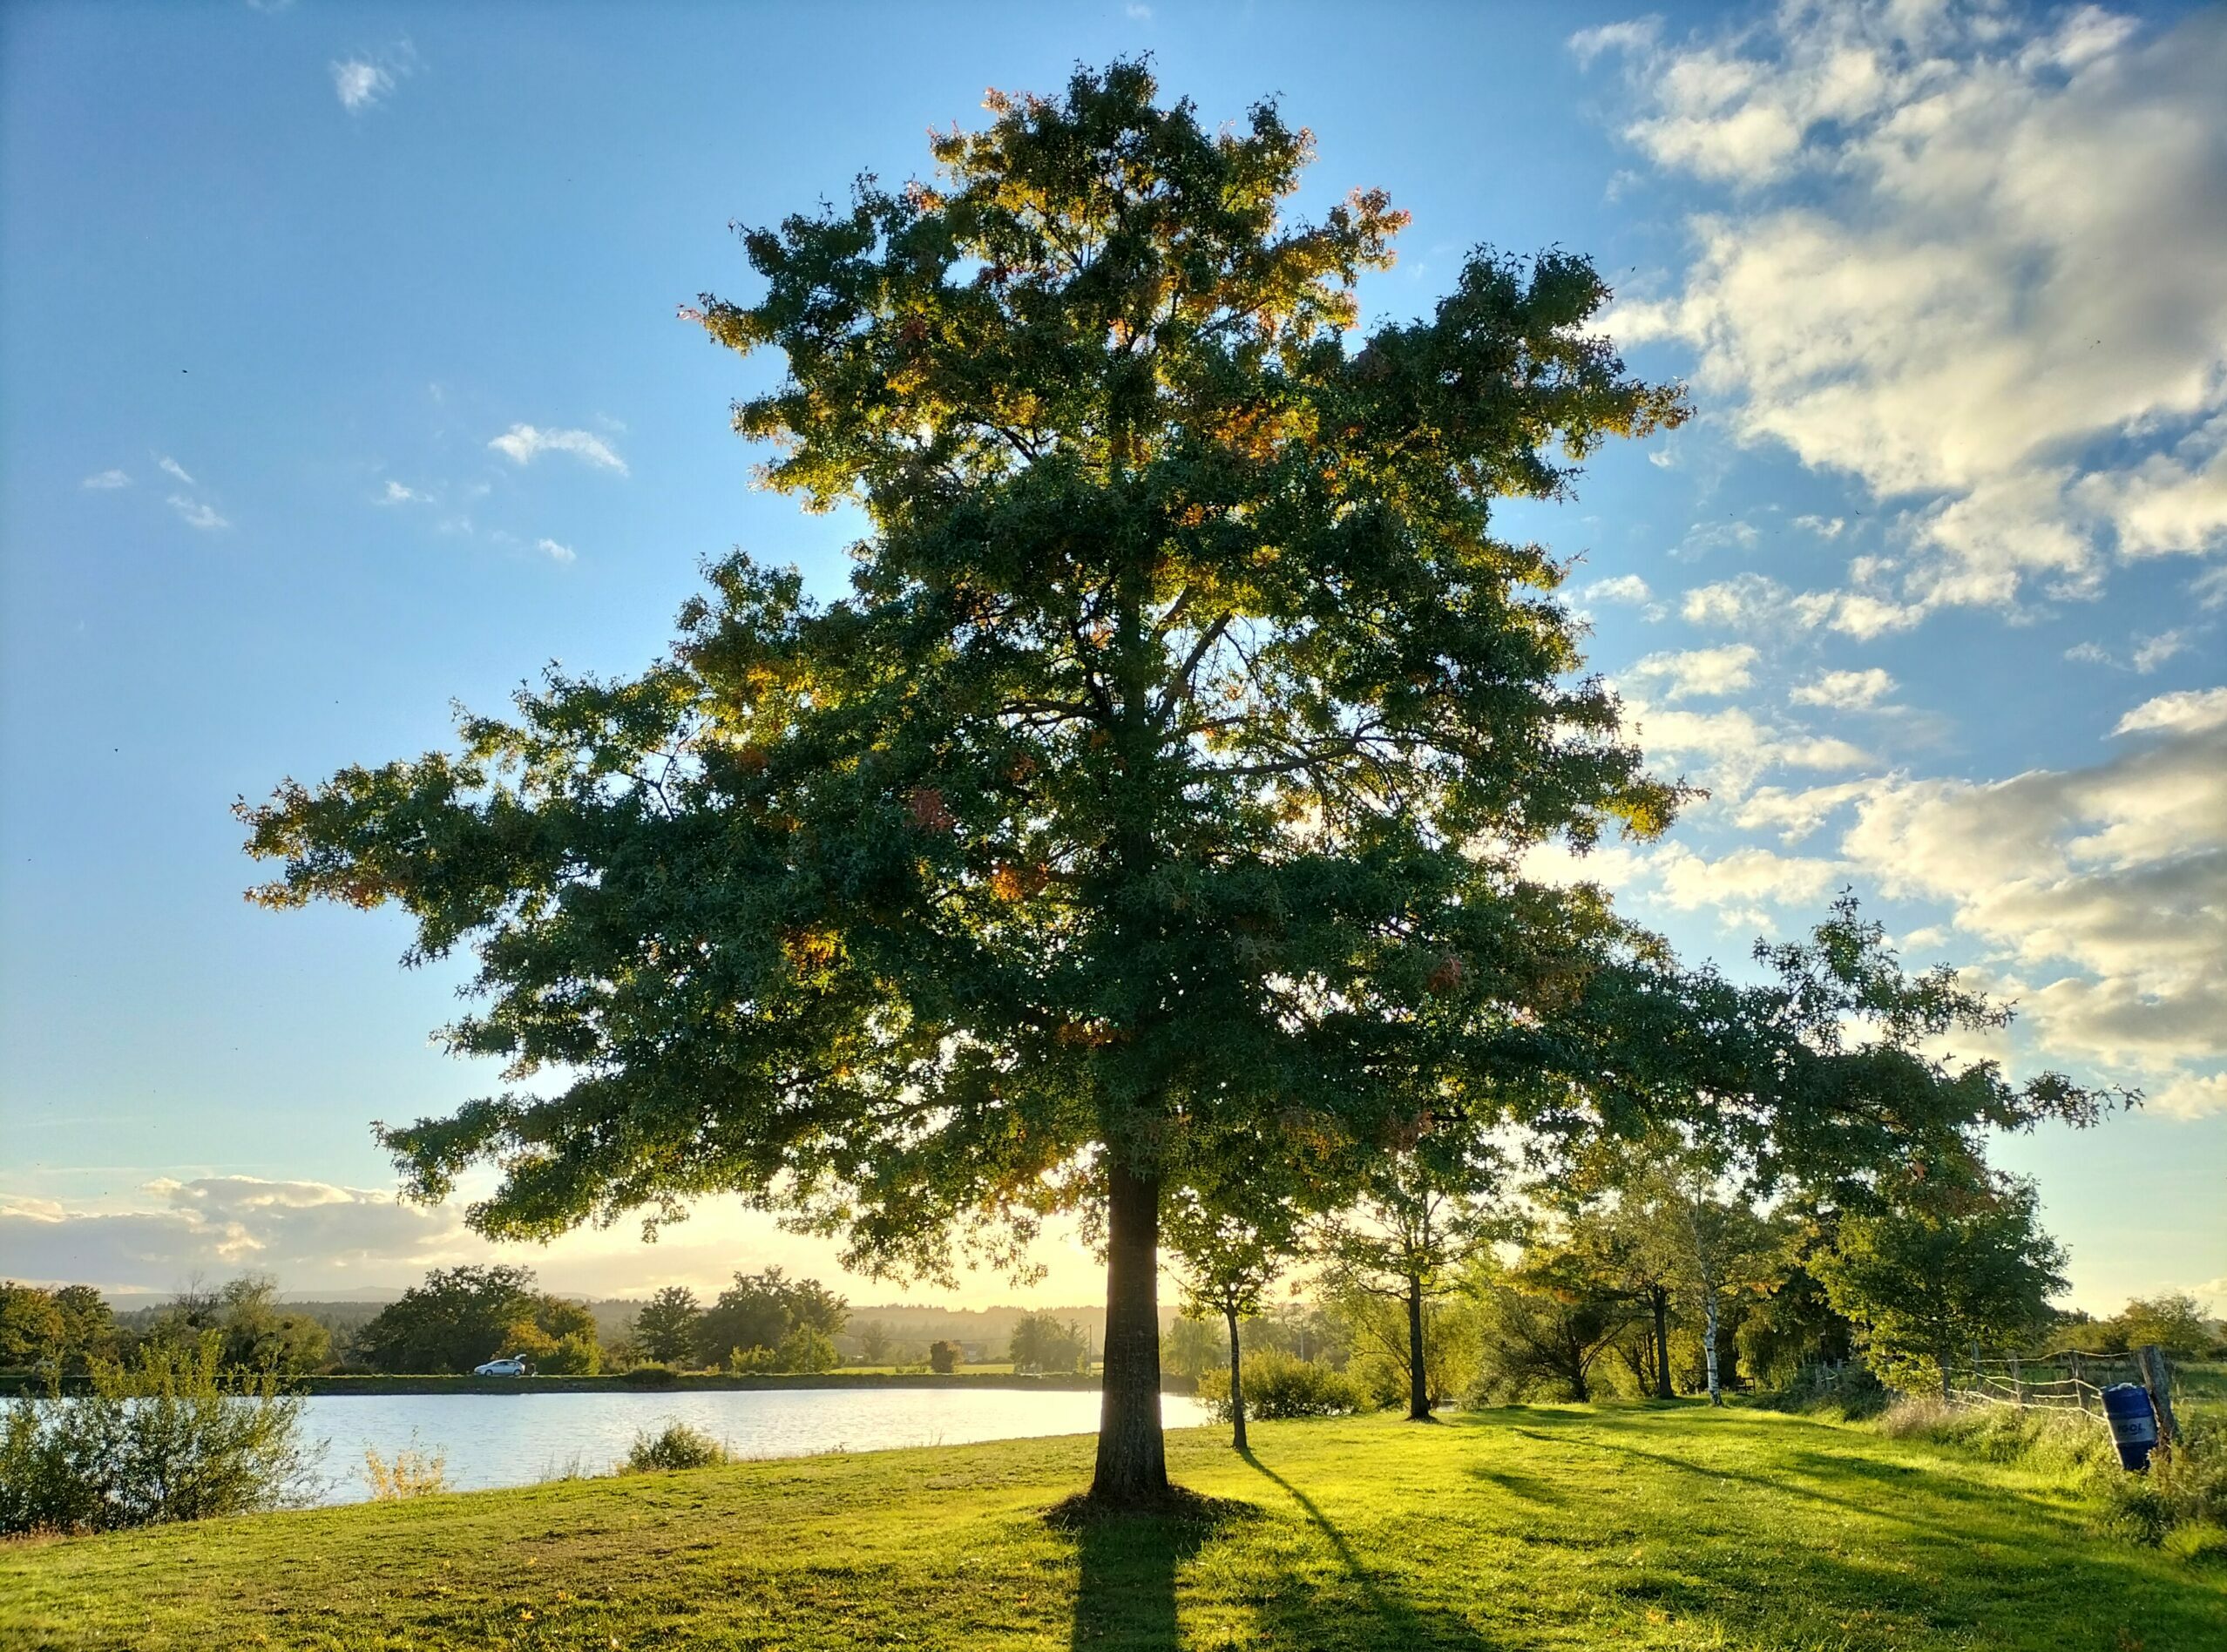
[236,64,2106,1503]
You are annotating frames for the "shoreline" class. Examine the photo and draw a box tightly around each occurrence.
[2,1371,1199,1398]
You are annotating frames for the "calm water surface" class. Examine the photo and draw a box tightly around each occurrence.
[306,1389,1208,1504]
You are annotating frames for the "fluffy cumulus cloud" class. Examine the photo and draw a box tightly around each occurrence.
[1583,3,2227,623]
[1624,643,1759,701]
[488,423,628,475]
[1790,667,1894,710]
[0,1178,467,1293]
[1731,685,2227,1100]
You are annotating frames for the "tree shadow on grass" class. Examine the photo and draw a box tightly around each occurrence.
[1051,1489,1258,1650]
[1241,1452,1499,1649]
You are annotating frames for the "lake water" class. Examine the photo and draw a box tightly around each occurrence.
[304,1388,1210,1504]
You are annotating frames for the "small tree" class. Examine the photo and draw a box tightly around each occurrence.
[1615,1150,1777,1405]
[634,1286,704,1365]
[853,1319,892,1364]
[1008,1313,1090,1375]
[928,1339,964,1376]
[2110,1295,2222,1358]
[1469,1249,1640,1403]
[696,1269,848,1367]
[0,1284,67,1370]
[1815,1171,2066,1398]
[1166,1193,1293,1450]
[1316,1144,1503,1421]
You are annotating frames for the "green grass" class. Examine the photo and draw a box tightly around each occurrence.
[4,1403,2222,1649]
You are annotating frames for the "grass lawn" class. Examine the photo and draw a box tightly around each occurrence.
[3,1401,2221,1650]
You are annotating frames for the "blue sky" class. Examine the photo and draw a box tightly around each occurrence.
[3,1,2220,1311]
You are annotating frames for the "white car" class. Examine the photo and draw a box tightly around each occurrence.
[472,1356,530,1377]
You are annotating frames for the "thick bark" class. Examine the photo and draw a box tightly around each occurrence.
[1702,1284,1723,1407]
[1089,1163,1170,1503]
[1405,1274,1431,1421]
[1224,1306,1247,1453]
[1651,1286,1673,1399]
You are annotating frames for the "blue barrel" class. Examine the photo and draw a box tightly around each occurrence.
[2102,1384,2159,1470]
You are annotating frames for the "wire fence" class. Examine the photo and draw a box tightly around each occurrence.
[1796,1346,2180,1439]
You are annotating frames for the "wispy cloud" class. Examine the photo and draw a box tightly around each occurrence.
[378,480,427,504]
[156,456,195,486]
[80,469,131,491]
[168,496,229,531]
[489,423,628,475]
[331,42,416,114]
[536,538,577,564]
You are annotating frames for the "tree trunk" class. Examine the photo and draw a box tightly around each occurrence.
[1405,1274,1432,1421]
[1651,1285,1673,1399]
[1702,1283,1722,1407]
[1089,1162,1169,1504]
[1223,1305,1247,1453]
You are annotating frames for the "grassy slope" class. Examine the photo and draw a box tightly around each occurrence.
[4,1404,2222,1651]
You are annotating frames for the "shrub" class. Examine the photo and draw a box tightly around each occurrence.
[0,1337,313,1534]
[2103,1416,2227,1552]
[727,1345,780,1375]
[623,1421,729,1473]
[363,1438,448,1500]
[1197,1352,1361,1422]
[777,1325,840,1373]
[622,1363,680,1385]
[928,1340,963,1375]
[536,1331,600,1376]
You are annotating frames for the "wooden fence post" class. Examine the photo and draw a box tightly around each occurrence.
[2010,1354,2026,1406]
[2136,1344,2178,1443]
[2069,1351,2088,1414]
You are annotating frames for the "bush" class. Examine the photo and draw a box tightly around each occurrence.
[2103,1416,2227,1553]
[363,1439,448,1500]
[1197,1352,1362,1422]
[727,1345,780,1375]
[777,1326,840,1373]
[0,1337,313,1534]
[623,1421,729,1473]
[928,1340,963,1375]
[622,1364,680,1385]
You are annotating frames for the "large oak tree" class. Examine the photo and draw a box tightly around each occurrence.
[242,63,1712,1505]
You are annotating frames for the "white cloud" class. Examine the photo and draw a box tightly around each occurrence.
[331,42,416,114]
[2148,1073,2227,1121]
[2112,687,2227,738]
[1125,3,1153,18]
[536,538,577,565]
[1587,5,2227,624]
[489,423,628,475]
[157,456,195,486]
[2129,631,2191,675]
[1653,842,1845,930]
[80,469,131,490]
[1625,643,1758,701]
[167,495,229,531]
[332,58,393,112]
[1790,667,1895,710]
[1581,572,1654,606]
[1835,694,2227,1073]
[1794,513,1845,538]
[1627,696,1870,801]
[379,480,426,504]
